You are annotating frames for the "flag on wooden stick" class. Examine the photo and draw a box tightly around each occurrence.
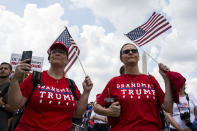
[48,27,80,73]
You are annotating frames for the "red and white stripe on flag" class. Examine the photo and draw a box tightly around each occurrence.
[126,12,172,47]
[65,38,80,73]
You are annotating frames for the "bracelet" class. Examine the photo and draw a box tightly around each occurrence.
[1,103,6,109]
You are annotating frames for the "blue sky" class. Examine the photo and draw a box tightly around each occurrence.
[2,0,116,32]
[0,0,197,101]
[0,0,115,33]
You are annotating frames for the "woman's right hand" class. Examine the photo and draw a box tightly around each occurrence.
[107,101,121,117]
[13,59,31,80]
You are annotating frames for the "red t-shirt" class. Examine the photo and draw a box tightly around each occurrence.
[15,71,81,131]
[97,74,164,131]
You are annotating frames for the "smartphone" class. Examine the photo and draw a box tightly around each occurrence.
[104,97,117,108]
[21,51,32,64]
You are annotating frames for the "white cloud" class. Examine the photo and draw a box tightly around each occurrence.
[186,77,197,94]
[70,0,160,32]
[0,0,197,102]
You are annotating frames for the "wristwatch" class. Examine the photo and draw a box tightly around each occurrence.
[1,103,6,109]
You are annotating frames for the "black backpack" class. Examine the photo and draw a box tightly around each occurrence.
[8,71,78,131]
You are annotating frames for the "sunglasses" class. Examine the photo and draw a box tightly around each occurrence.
[51,49,67,55]
[122,49,138,54]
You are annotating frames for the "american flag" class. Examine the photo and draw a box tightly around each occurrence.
[125,12,172,47]
[54,27,80,73]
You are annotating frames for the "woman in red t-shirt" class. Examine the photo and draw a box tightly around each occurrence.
[8,42,93,131]
[94,43,173,131]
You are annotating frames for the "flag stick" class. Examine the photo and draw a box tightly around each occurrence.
[138,46,159,64]
[64,51,87,77]
[124,34,159,64]
[77,55,87,76]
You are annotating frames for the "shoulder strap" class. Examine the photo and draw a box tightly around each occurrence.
[24,71,42,106]
[185,93,189,101]
[148,74,154,88]
[67,78,79,101]
[32,71,43,89]
[148,73,153,82]
[148,74,165,129]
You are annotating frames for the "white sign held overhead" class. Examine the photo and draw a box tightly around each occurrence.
[10,53,44,72]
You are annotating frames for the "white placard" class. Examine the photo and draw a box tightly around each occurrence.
[10,53,44,72]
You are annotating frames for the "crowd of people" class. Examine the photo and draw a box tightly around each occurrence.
[0,42,197,131]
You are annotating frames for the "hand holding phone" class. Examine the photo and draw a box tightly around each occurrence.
[104,97,117,108]
[21,51,32,64]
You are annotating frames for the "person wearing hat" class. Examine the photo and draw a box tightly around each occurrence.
[8,42,93,131]
[94,43,173,131]
[0,62,15,131]
[165,78,197,131]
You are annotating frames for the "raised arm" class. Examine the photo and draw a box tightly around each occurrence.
[73,76,93,118]
[8,60,31,109]
[158,63,173,113]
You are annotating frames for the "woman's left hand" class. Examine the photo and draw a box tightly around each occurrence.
[82,76,93,93]
[158,63,170,79]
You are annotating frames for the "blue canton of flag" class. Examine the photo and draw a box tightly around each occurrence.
[126,27,146,41]
[55,28,73,48]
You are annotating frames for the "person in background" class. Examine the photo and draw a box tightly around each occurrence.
[8,42,93,131]
[90,94,109,131]
[90,109,109,131]
[0,62,15,131]
[165,78,197,131]
[87,103,95,131]
[94,43,173,131]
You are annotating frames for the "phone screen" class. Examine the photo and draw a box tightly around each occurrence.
[21,51,32,64]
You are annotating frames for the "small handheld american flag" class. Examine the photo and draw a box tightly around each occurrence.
[125,12,172,47]
[52,27,80,73]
